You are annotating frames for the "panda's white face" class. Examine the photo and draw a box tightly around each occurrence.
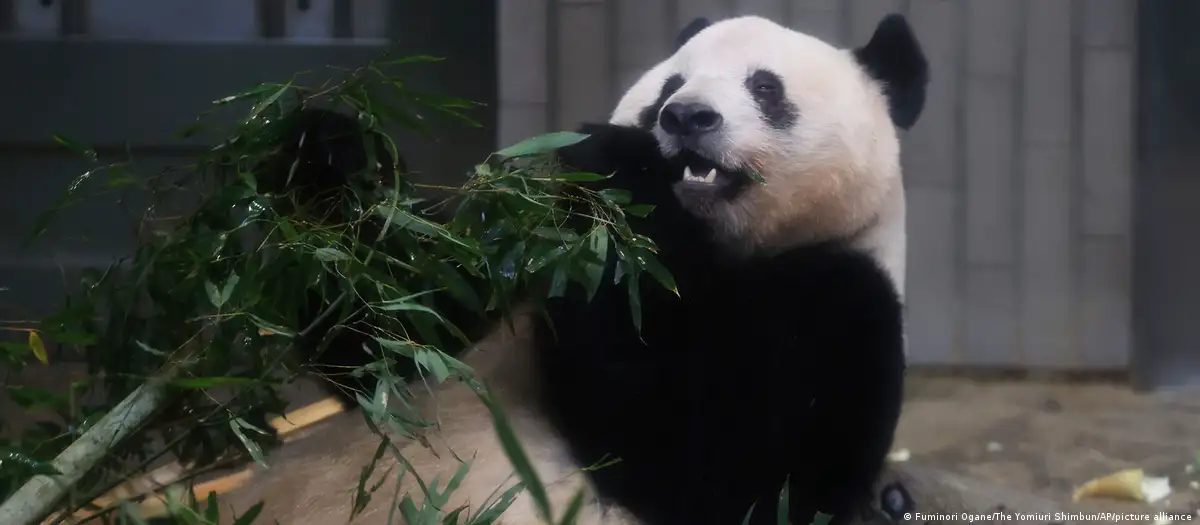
[611,16,917,260]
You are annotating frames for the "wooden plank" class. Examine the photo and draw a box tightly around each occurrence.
[788,0,842,46]
[555,0,613,129]
[963,0,1020,365]
[1020,0,1075,368]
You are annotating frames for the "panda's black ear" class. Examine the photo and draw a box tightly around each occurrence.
[853,13,930,130]
[675,17,711,51]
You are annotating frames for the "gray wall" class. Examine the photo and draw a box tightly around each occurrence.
[497,0,1137,371]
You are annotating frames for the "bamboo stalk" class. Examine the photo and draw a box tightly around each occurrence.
[43,396,348,523]
[0,373,175,525]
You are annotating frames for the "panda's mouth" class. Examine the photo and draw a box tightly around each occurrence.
[673,150,746,189]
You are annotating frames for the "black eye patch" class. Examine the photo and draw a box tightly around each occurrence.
[637,74,685,130]
[745,69,797,130]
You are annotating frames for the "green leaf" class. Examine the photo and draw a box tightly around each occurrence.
[748,169,767,185]
[537,171,610,182]
[172,376,258,389]
[6,385,65,411]
[557,489,587,525]
[598,188,632,206]
[204,490,221,524]
[632,248,678,297]
[471,483,525,524]
[413,348,451,383]
[495,131,590,159]
[548,263,569,298]
[52,133,98,162]
[581,227,610,301]
[135,340,168,356]
[476,388,552,523]
[626,276,643,335]
[624,204,656,218]
[246,314,296,338]
[247,81,293,122]
[229,417,268,468]
[118,500,151,525]
[205,281,223,308]
[212,83,278,105]
[0,341,28,359]
[220,273,241,306]
[778,478,790,525]
[313,247,351,262]
[27,331,48,365]
[232,502,265,525]
[810,512,834,525]
[527,245,569,273]
[740,502,759,525]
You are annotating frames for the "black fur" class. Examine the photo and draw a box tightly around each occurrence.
[638,74,685,130]
[853,14,930,130]
[675,17,712,51]
[746,69,798,130]
[541,123,906,525]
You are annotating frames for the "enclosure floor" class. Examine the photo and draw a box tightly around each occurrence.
[897,373,1200,520]
[8,364,1200,522]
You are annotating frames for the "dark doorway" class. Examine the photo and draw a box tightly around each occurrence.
[1133,0,1200,389]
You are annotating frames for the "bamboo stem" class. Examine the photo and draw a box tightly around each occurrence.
[0,372,175,525]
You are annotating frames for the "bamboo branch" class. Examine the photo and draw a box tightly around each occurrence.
[0,371,177,525]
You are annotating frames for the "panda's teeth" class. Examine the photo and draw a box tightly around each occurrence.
[703,168,718,183]
[683,166,703,182]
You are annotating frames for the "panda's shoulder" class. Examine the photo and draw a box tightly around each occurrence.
[736,241,903,322]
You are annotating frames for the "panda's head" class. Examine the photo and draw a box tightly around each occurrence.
[611,14,928,259]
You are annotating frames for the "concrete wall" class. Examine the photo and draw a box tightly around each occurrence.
[497,0,1137,370]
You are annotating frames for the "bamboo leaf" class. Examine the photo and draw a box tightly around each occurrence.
[27,331,48,365]
[229,417,269,468]
[495,132,590,159]
[52,133,98,162]
[777,477,791,525]
[476,388,552,523]
[232,502,264,525]
[632,248,678,297]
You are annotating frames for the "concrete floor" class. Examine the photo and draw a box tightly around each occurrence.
[895,373,1200,519]
[8,363,1200,522]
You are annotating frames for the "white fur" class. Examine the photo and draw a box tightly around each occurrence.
[612,16,908,298]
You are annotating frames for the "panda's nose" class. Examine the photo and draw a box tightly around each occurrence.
[659,102,723,137]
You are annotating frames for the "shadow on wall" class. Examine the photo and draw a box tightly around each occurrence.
[1134,0,1200,389]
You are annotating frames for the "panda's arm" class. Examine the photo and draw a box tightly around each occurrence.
[556,123,680,202]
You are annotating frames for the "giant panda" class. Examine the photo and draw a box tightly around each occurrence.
[216,12,927,525]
